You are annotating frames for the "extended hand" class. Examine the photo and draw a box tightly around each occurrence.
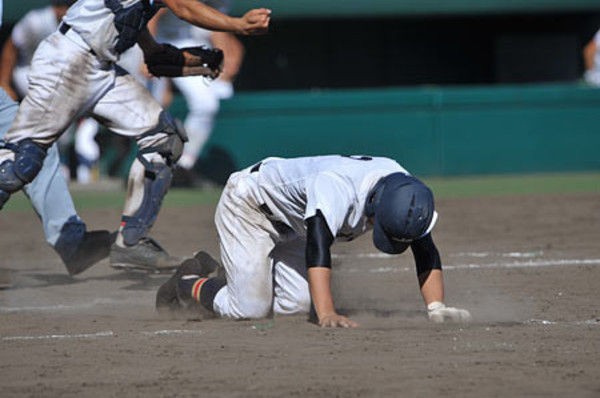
[427,301,472,323]
[319,313,359,328]
[239,8,271,35]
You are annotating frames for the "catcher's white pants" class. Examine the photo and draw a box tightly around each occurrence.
[0,30,171,232]
[1,30,164,150]
[12,63,100,184]
[213,167,311,319]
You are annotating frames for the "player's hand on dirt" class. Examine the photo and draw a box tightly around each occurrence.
[319,313,358,328]
[427,301,472,323]
[237,8,271,35]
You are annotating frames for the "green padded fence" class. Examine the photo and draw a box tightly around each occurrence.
[5,1,600,21]
[167,83,600,177]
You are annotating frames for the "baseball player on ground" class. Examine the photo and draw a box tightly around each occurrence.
[157,155,472,327]
[150,0,245,187]
[0,0,112,276]
[0,0,271,272]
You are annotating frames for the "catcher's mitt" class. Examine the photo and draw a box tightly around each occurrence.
[145,44,224,78]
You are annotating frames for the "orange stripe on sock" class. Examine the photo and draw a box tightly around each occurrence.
[192,278,208,302]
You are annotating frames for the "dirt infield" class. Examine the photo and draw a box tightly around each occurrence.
[1,192,599,397]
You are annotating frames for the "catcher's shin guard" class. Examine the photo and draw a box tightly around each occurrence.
[0,139,47,209]
[120,112,187,246]
[121,160,172,246]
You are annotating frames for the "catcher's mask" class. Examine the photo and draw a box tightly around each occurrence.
[365,173,437,254]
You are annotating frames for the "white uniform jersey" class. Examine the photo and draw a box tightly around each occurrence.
[11,6,59,67]
[63,0,162,62]
[254,155,408,241]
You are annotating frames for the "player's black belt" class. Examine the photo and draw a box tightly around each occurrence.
[59,23,97,56]
[249,162,272,215]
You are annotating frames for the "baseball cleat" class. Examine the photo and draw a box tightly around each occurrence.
[110,237,182,273]
[192,250,220,277]
[155,254,217,313]
[63,230,116,276]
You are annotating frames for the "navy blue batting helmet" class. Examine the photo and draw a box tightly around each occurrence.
[365,173,436,254]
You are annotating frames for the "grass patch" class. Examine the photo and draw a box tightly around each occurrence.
[424,172,600,199]
[3,172,599,213]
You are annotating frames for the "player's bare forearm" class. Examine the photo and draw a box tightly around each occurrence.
[418,269,444,306]
[147,8,168,36]
[419,269,471,323]
[210,32,244,81]
[308,267,358,328]
[0,39,18,100]
[162,0,270,35]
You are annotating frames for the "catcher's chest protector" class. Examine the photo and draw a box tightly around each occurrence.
[105,0,160,54]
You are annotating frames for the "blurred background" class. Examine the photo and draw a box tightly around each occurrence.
[2,0,600,187]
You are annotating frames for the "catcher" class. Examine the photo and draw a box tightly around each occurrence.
[0,0,270,272]
[157,155,472,327]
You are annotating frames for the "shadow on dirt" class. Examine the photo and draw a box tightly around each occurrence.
[2,270,172,292]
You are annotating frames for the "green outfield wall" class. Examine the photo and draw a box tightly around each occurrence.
[168,83,600,178]
[4,0,600,21]
[230,0,600,18]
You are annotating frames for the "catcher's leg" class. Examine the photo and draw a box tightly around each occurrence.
[110,111,187,271]
[1,31,114,208]
[91,72,186,272]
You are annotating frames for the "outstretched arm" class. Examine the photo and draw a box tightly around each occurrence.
[162,0,270,35]
[305,211,358,328]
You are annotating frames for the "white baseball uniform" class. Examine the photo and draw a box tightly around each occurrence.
[7,3,157,183]
[212,155,409,319]
[1,0,164,152]
[0,0,177,251]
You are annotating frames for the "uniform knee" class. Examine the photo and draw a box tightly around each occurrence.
[235,298,272,319]
[137,111,187,167]
[274,288,311,315]
[295,291,311,313]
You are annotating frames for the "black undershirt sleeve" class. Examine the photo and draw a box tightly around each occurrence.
[410,233,442,277]
[305,210,335,268]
